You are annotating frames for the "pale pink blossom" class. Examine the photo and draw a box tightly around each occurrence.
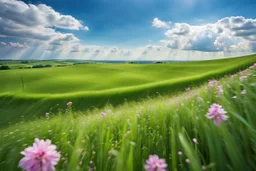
[192,138,198,144]
[19,138,61,171]
[239,76,247,81]
[206,104,228,126]
[145,155,167,171]
[216,86,224,95]
[178,151,182,156]
[185,159,190,164]
[230,74,236,79]
[197,97,202,102]
[241,89,246,95]
[101,112,106,117]
[67,101,72,105]
[186,87,190,91]
[208,80,217,87]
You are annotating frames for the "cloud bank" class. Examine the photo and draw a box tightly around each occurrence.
[156,16,256,55]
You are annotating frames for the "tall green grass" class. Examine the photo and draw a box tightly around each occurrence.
[1,55,256,127]
[0,66,255,171]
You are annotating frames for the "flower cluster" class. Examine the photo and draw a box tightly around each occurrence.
[206,103,228,126]
[145,155,167,171]
[19,138,61,171]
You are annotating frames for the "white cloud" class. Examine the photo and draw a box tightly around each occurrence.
[152,18,170,28]
[157,16,256,53]
[0,0,88,42]
[0,41,6,46]
[9,42,29,48]
[81,26,89,31]
[110,47,119,53]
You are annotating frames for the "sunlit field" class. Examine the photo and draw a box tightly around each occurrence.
[1,0,256,170]
[0,59,256,170]
[0,55,256,128]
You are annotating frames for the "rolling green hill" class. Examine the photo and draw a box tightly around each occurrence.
[0,55,256,127]
[0,64,255,171]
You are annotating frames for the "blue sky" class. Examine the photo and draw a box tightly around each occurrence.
[0,0,256,60]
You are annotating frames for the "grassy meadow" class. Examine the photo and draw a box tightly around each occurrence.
[0,60,256,170]
[1,55,256,127]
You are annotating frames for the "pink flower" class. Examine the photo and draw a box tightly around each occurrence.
[185,159,190,164]
[186,87,190,91]
[230,74,236,79]
[239,71,244,75]
[178,151,182,156]
[197,97,202,102]
[67,101,72,105]
[145,155,167,171]
[239,76,247,81]
[192,138,198,144]
[208,80,217,87]
[206,104,228,126]
[216,86,224,95]
[101,112,106,117]
[241,89,246,95]
[45,113,49,117]
[19,138,61,171]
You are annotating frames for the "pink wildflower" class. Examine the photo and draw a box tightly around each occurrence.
[241,89,246,95]
[208,80,217,87]
[206,104,228,126]
[230,74,236,79]
[197,97,202,102]
[192,138,198,144]
[186,87,190,91]
[216,86,224,95]
[67,101,72,106]
[239,76,247,81]
[178,151,182,156]
[185,159,190,164]
[101,112,106,117]
[239,71,244,75]
[145,155,167,171]
[19,138,61,171]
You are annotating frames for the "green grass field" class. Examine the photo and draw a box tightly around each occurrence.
[0,61,255,171]
[0,55,256,128]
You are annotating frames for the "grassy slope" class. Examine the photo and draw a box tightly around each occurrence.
[1,56,256,94]
[0,66,255,171]
[1,55,256,127]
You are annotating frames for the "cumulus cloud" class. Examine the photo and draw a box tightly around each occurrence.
[0,41,6,46]
[70,44,84,52]
[9,42,29,48]
[152,18,170,28]
[110,47,119,53]
[81,26,89,31]
[157,16,256,53]
[0,0,88,42]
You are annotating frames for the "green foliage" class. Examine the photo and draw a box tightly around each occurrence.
[0,67,255,171]
[0,65,10,70]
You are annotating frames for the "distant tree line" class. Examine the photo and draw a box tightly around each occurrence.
[32,64,52,68]
[0,65,10,70]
